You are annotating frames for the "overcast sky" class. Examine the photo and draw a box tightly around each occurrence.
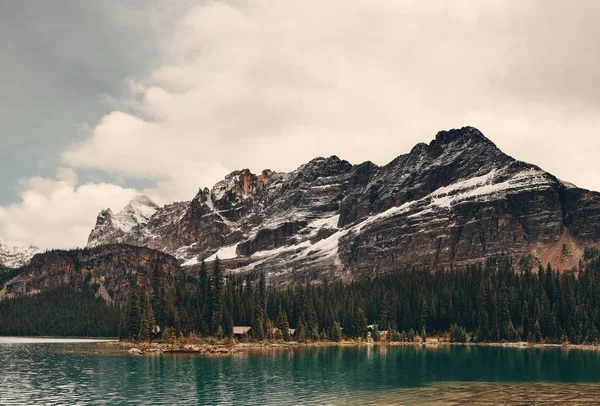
[1,0,599,249]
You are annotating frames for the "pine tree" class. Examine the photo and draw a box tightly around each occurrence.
[533,319,542,343]
[222,277,234,338]
[127,291,141,340]
[476,282,489,342]
[118,307,127,340]
[380,293,390,330]
[449,323,467,343]
[522,300,530,341]
[252,298,266,341]
[211,258,223,335]
[215,325,224,339]
[198,260,209,333]
[296,314,307,341]
[277,307,290,341]
[331,322,342,342]
[354,308,367,339]
[139,293,156,342]
[420,297,428,332]
[499,288,513,341]
[311,322,320,341]
[252,273,267,341]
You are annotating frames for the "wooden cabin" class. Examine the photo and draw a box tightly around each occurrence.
[233,326,252,339]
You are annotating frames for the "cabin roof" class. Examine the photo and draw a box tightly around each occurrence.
[233,326,252,335]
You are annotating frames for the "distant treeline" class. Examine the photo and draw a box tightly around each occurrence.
[119,248,600,345]
[0,285,120,337]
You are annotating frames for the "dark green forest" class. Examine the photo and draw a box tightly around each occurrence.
[4,248,600,343]
[120,248,600,345]
[0,285,120,337]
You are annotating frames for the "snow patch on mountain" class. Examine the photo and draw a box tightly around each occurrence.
[429,167,552,209]
[0,243,41,268]
[206,243,240,261]
[250,241,312,259]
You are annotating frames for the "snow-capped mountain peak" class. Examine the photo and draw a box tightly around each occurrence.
[87,195,159,247]
[114,195,159,233]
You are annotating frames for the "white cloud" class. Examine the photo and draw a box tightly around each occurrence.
[0,169,138,249]
[3,0,600,249]
[60,0,600,201]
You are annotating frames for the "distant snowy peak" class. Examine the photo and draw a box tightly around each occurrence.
[0,242,40,269]
[113,195,159,233]
[87,195,159,247]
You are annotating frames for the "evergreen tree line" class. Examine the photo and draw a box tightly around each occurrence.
[0,285,120,337]
[119,249,600,345]
[4,248,600,342]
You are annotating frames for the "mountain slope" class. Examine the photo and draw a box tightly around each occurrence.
[0,245,182,305]
[87,127,600,282]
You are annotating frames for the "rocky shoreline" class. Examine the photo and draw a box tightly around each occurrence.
[110,338,600,356]
[111,339,370,355]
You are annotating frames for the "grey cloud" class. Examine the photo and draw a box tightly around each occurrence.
[0,0,172,203]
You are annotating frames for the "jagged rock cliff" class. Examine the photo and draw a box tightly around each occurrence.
[0,245,182,305]
[87,127,600,282]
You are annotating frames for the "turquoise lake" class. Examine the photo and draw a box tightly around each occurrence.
[2,338,600,405]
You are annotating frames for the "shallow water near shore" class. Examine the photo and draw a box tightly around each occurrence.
[2,338,600,405]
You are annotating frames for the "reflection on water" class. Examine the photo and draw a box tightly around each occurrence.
[1,341,600,405]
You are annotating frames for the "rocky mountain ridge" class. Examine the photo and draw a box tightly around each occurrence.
[87,127,600,283]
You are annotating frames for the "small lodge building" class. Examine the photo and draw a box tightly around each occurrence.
[367,324,388,339]
[271,328,297,339]
[233,326,252,339]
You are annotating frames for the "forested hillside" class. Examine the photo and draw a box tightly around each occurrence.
[119,249,600,345]
[3,245,600,342]
[0,285,120,336]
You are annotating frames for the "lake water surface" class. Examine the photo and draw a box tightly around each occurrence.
[2,338,600,405]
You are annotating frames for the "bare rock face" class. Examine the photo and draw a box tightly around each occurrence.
[87,127,600,283]
[0,245,182,305]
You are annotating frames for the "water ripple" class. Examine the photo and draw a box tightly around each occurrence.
[2,340,600,404]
